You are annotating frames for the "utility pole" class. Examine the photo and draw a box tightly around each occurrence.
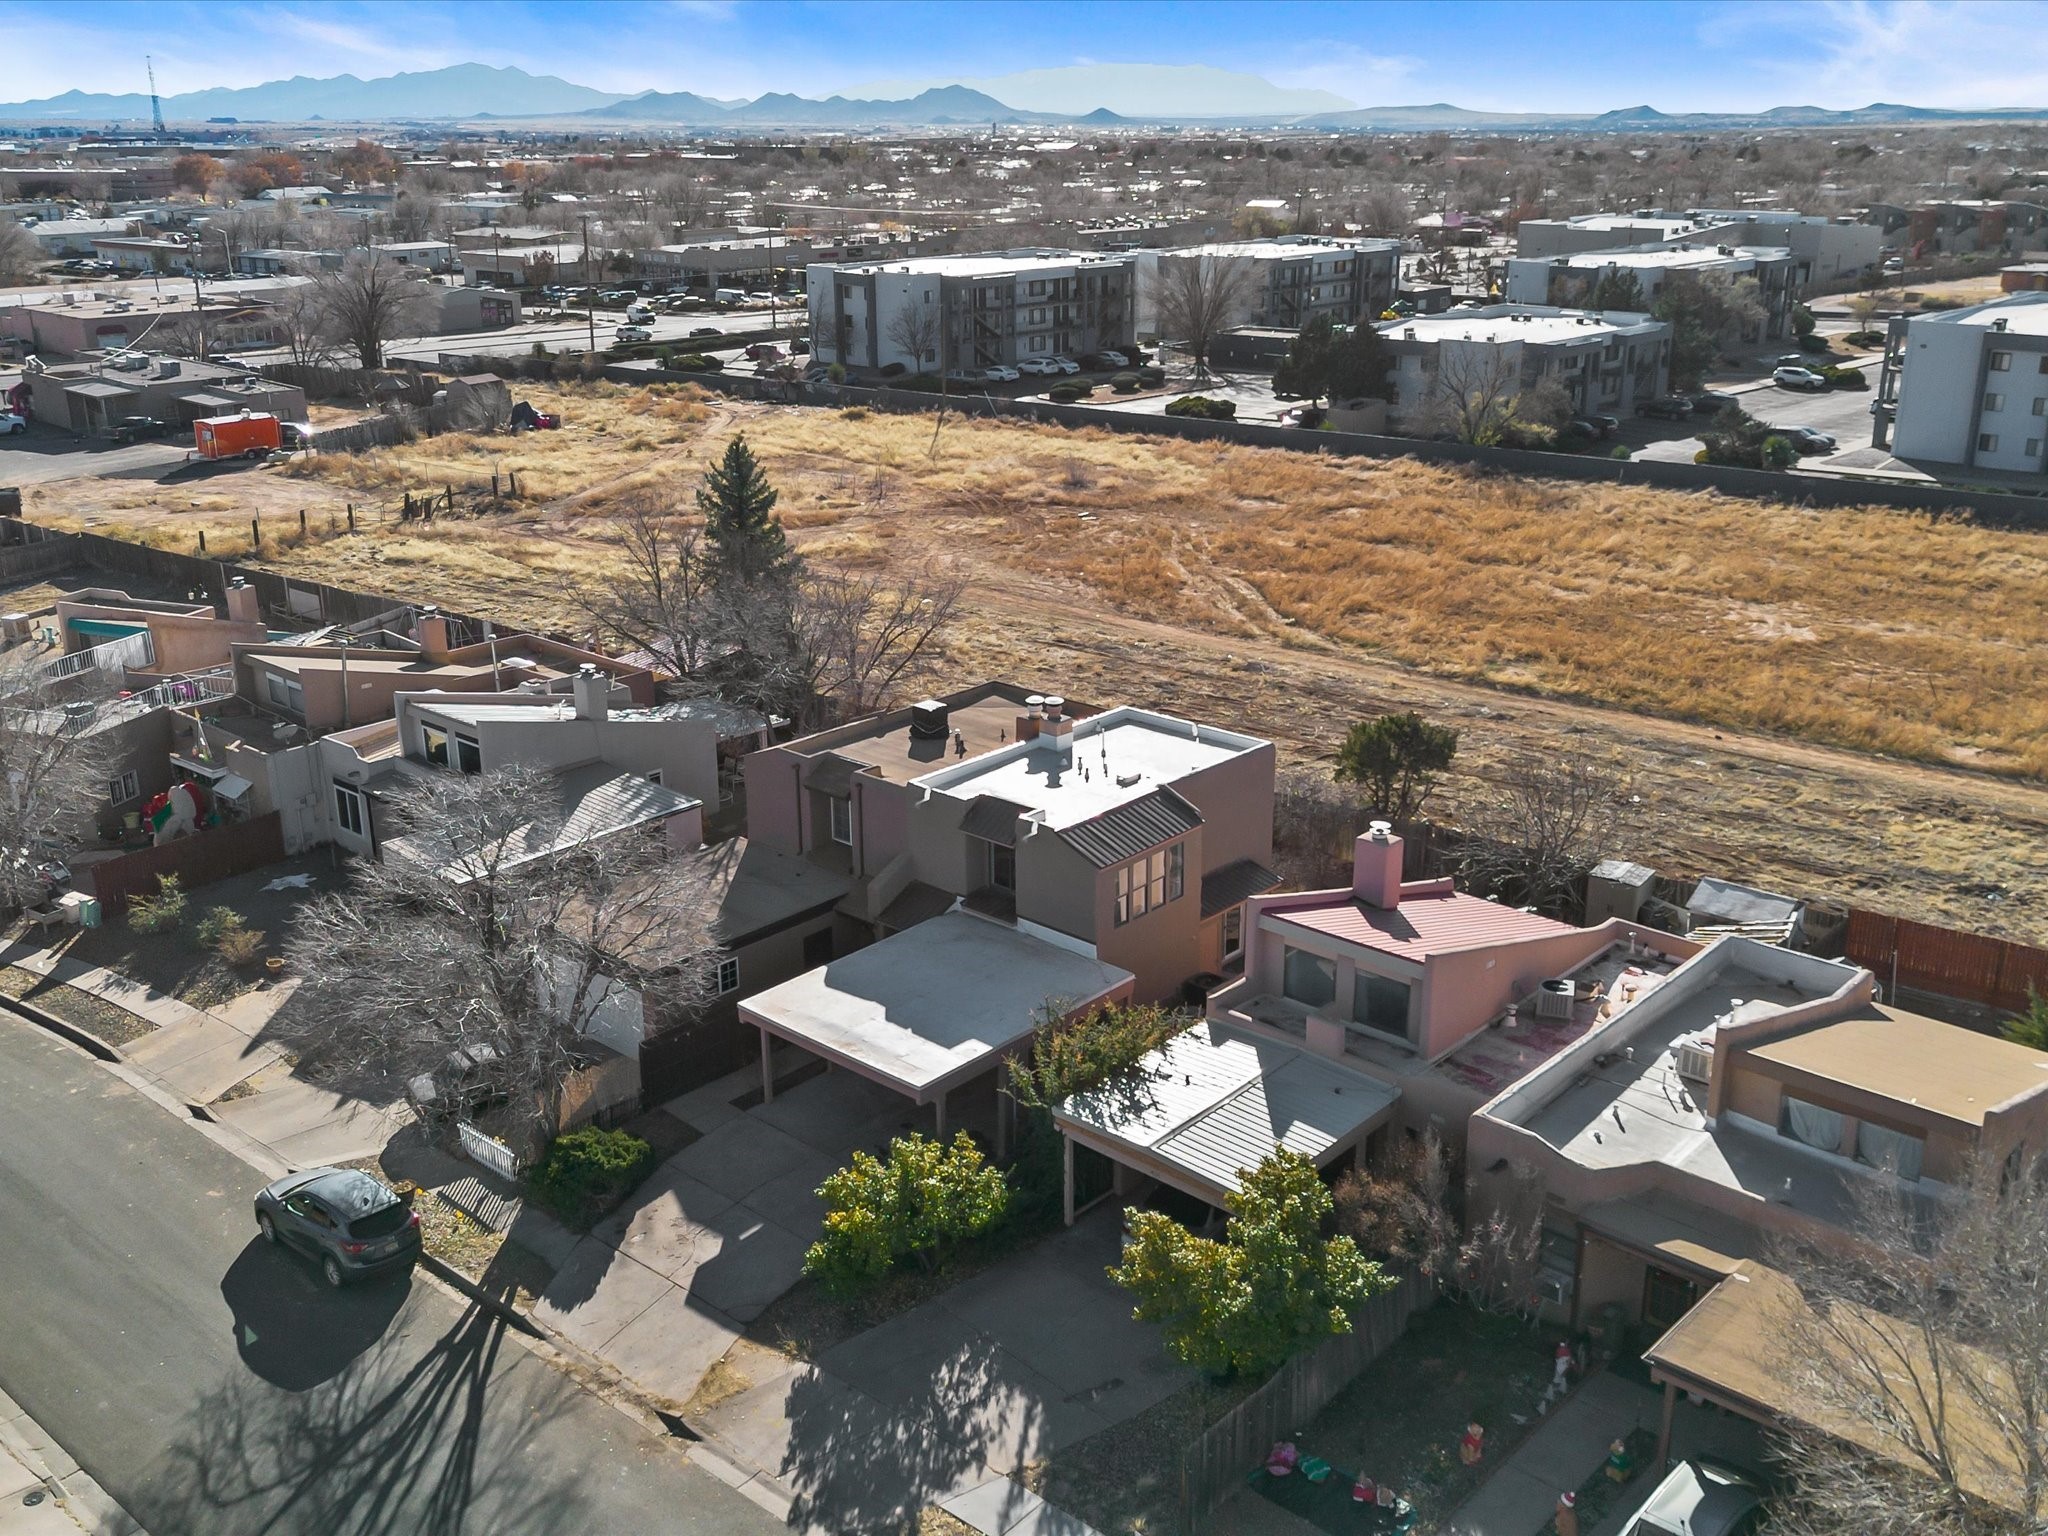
[580,213,596,355]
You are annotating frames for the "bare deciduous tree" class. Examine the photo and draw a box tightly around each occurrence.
[1417,344,1571,446]
[1147,253,1250,378]
[885,300,943,376]
[310,253,434,369]
[1766,1158,2048,1536]
[0,219,39,287]
[0,655,118,910]
[279,765,719,1140]
[1455,753,1631,918]
[580,495,731,682]
[778,558,968,727]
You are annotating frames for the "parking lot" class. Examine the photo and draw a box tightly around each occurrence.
[0,419,194,487]
[1630,362,1879,465]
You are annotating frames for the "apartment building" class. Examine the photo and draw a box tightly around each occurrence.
[1128,235,1403,338]
[1866,199,2048,259]
[1876,292,2048,474]
[1516,209,1881,285]
[1503,243,1799,338]
[805,251,1135,373]
[1377,304,1671,425]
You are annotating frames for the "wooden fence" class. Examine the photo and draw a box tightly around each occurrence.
[1846,908,2048,1015]
[84,812,287,915]
[1179,1269,1432,1533]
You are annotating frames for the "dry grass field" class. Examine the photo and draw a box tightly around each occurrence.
[21,379,2048,939]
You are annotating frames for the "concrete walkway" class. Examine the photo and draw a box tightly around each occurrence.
[0,942,406,1166]
[0,1385,143,1536]
[1444,1369,1762,1536]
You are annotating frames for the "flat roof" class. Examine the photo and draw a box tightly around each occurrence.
[1745,1004,2048,1126]
[1543,244,1787,271]
[1164,237,1398,260]
[787,687,1040,784]
[912,705,1262,833]
[1054,1020,1398,1200]
[1268,884,1578,962]
[1387,306,1661,345]
[1923,292,2048,336]
[1646,1261,2027,1514]
[739,911,1132,1101]
[821,251,1124,278]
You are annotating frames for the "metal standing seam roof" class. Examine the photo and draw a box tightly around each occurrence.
[1056,785,1203,869]
[1269,888,1576,961]
[1056,1023,1399,1198]
[1201,858,1281,918]
[959,794,1031,847]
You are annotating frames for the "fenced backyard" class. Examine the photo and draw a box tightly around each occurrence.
[1846,907,2048,1015]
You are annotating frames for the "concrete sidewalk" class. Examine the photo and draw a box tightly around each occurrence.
[0,1386,144,1536]
[1444,1372,1656,1536]
[0,943,405,1166]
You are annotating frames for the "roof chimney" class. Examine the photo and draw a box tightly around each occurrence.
[1016,692,1046,742]
[1353,820,1404,910]
[1035,695,1074,755]
[414,604,449,658]
[222,576,258,625]
[572,662,609,720]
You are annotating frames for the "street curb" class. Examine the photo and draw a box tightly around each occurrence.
[0,1385,147,1536]
[417,1252,544,1338]
[0,990,121,1062]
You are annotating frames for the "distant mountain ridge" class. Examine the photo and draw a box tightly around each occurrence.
[0,63,2041,131]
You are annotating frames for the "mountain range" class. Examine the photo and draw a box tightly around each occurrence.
[0,63,2042,132]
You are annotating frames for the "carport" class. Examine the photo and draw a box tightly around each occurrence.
[176,391,236,425]
[738,909,1134,1155]
[1052,1019,1400,1225]
[60,379,135,435]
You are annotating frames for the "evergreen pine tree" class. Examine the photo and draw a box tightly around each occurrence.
[698,436,792,582]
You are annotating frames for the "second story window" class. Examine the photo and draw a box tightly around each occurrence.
[1113,841,1184,926]
[829,796,853,846]
[264,671,305,718]
[422,724,450,767]
[454,735,482,775]
[1281,945,1336,1009]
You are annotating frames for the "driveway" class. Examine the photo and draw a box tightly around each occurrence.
[533,1069,918,1404]
[700,1208,1189,1533]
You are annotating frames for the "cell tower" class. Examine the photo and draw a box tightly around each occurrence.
[146,56,165,135]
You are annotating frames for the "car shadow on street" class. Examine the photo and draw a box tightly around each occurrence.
[149,1297,584,1536]
[221,1237,412,1392]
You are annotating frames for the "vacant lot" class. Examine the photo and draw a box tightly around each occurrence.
[21,382,2048,938]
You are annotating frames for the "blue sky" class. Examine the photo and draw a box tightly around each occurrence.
[4,1,2044,114]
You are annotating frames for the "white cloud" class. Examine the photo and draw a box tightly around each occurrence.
[1702,0,2048,110]
[1261,43,1419,108]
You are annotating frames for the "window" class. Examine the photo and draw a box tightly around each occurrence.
[1221,905,1244,962]
[1351,972,1412,1039]
[422,724,450,767]
[1167,842,1185,902]
[2031,439,2044,458]
[107,770,139,805]
[989,840,1016,891]
[1281,945,1336,1009]
[1114,861,1146,925]
[1983,391,2004,411]
[1990,350,2013,371]
[643,770,663,787]
[1114,842,1183,925]
[1148,847,1168,909]
[453,735,482,775]
[2035,397,2047,416]
[2040,355,2048,374]
[717,955,740,995]
[263,671,305,717]
[333,782,365,838]
[828,796,852,846]
[1781,1095,1845,1154]
[1980,433,2001,453]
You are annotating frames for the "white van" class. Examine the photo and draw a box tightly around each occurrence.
[625,303,656,324]
[713,287,745,305]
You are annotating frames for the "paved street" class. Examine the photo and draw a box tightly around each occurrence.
[0,1016,788,1536]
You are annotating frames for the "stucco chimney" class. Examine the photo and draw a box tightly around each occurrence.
[1015,692,1045,743]
[414,604,450,658]
[572,662,609,720]
[1353,821,1404,909]
[223,577,258,625]
[1035,694,1074,755]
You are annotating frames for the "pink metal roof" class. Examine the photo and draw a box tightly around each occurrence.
[1270,888,1577,961]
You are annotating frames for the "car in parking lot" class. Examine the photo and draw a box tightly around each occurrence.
[615,325,652,342]
[1782,425,1837,454]
[0,412,24,436]
[253,1167,422,1289]
[1636,396,1696,420]
[1047,356,1081,374]
[1086,350,1130,370]
[110,415,171,443]
[1774,353,1811,368]
[1773,365,1829,391]
[984,364,1021,382]
[1569,413,1620,439]
[1618,1459,1767,1536]
[689,325,720,338]
[1017,358,1062,376]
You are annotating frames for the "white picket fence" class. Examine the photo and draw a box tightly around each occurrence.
[457,1120,523,1180]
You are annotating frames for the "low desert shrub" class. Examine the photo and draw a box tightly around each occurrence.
[1109,371,1142,393]
[526,1126,658,1228]
[802,1131,1008,1298]
[1165,394,1236,420]
[127,875,186,935]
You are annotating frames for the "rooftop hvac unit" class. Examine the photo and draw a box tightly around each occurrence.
[909,698,949,740]
[1532,978,1577,1021]
[1674,1032,1716,1084]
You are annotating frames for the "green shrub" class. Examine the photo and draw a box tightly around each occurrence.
[1164,394,1236,420]
[1610,444,1632,460]
[1798,333,1832,355]
[526,1126,658,1228]
[1921,296,1966,311]
[1822,365,1870,390]
[192,904,242,949]
[896,373,944,393]
[1047,385,1082,403]
[1109,371,1141,394]
[127,875,186,935]
[1137,365,1165,385]
[827,362,846,384]
[802,1131,1008,1298]
[1844,329,1887,347]
[839,405,870,421]
[674,353,721,371]
[1761,435,1798,470]
[1694,448,1712,464]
